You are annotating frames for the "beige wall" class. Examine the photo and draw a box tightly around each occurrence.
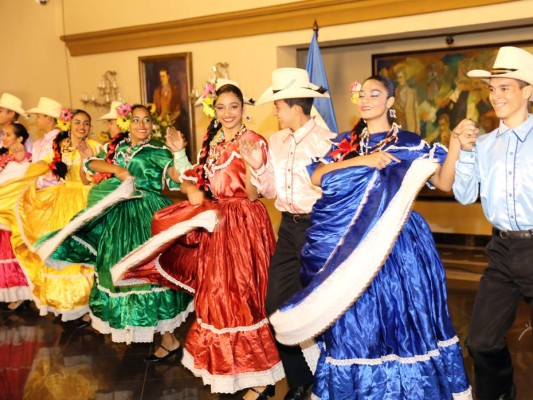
[2,0,532,235]
[62,0,303,35]
[1,0,70,137]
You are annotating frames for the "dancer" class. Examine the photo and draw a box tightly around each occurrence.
[112,81,283,398]
[16,109,100,321]
[244,67,335,400]
[98,100,123,141]
[270,75,472,399]
[453,46,533,400]
[26,97,62,162]
[36,104,193,360]
[0,93,32,152]
[0,122,33,309]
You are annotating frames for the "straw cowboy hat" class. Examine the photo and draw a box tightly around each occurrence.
[255,67,330,106]
[0,93,26,116]
[98,101,123,120]
[468,46,533,100]
[194,78,253,106]
[26,97,62,118]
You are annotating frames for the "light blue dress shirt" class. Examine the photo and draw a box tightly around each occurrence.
[453,114,533,231]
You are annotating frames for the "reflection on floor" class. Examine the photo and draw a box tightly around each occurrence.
[1,279,532,399]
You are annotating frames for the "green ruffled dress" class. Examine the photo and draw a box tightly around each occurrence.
[37,140,193,343]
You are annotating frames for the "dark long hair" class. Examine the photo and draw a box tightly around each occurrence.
[104,104,150,163]
[94,104,150,181]
[0,122,29,155]
[193,84,244,193]
[344,75,396,159]
[49,109,91,179]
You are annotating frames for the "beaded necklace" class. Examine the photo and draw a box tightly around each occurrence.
[60,138,83,166]
[206,124,247,171]
[359,122,400,155]
[116,135,151,166]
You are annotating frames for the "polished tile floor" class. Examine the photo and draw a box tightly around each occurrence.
[1,259,532,399]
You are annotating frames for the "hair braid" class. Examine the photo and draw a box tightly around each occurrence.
[49,131,69,179]
[192,118,222,194]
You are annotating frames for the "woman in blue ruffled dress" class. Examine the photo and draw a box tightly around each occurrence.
[270,75,473,399]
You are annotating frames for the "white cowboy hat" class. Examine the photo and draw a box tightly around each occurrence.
[194,78,253,106]
[468,46,533,95]
[255,68,330,106]
[26,97,62,118]
[0,93,26,117]
[98,101,123,120]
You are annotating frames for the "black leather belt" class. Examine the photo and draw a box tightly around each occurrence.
[493,228,533,240]
[282,212,311,224]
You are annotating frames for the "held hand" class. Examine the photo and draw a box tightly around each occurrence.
[360,151,400,170]
[11,143,26,162]
[453,119,479,151]
[77,139,94,159]
[239,138,264,170]
[115,167,131,181]
[187,187,205,206]
[166,127,187,152]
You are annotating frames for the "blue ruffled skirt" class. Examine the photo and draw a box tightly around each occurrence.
[309,211,470,399]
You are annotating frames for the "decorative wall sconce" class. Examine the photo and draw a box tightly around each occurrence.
[81,70,122,108]
[189,62,229,103]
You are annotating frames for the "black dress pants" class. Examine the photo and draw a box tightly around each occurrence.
[466,233,533,400]
[265,216,313,389]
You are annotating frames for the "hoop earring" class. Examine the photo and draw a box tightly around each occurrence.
[388,109,397,119]
[213,119,219,128]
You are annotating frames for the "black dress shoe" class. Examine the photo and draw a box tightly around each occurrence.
[144,344,183,363]
[284,383,312,400]
[242,385,275,399]
[499,385,516,400]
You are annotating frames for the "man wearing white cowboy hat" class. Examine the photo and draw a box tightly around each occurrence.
[242,67,336,400]
[0,92,32,153]
[98,100,123,140]
[453,46,533,400]
[26,96,62,162]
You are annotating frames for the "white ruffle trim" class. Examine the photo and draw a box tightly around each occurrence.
[154,255,195,293]
[310,392,472,400]
[0,257,18,264]
[36,177,136,264]
[89,300,193,344]
[205,151,242,178]
[36,303,89,322]
[301,339,320,374]
[196,317,269,334]
[326,336,460,366]
[269,158,439,345]
[0,286,32,302]
[45,259,94,269]
[71,235,97,256]
[111,209,217,286]
[181,349,285,394]
[453,387,473,400]
[0,324,42,345]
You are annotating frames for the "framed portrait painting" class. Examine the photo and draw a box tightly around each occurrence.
[372,41,533,199]
[139,52,196,160]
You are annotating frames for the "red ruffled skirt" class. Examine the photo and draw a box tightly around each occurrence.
[0,229,31,303]
[120,199,284,393]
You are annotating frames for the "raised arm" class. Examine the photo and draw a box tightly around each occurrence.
[240,137,277,199]
[429,118,479,192]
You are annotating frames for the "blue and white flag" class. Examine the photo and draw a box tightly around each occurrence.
[306,31,338,133]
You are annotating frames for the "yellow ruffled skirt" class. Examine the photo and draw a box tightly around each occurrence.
[16,176,94,321]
